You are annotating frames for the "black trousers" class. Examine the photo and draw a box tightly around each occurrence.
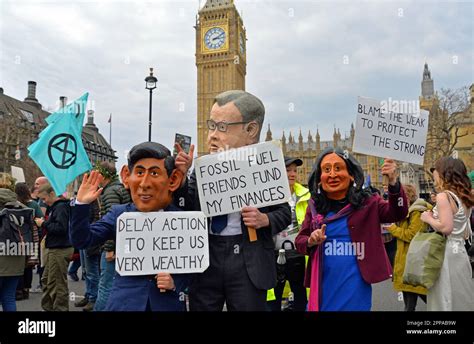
[403,291,426,311]
[189,234,267,311]
[268,253,307,311]
[16,266,33,290]
[384,239,397,268]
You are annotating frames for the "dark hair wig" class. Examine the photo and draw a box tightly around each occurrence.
[308,147,371,215]
[127,142,175,176]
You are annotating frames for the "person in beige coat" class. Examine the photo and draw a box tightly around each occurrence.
[388,184,432,311]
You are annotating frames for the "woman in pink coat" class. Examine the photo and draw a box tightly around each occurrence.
[295,148,407,311]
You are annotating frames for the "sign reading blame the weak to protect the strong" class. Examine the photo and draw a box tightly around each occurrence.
[194,141,291,217]
[352,96,429,166]
[115,212,208,276]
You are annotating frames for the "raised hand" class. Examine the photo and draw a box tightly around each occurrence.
[308,224,327,247]
[76,170,104,204]
[175,143,195,177]
[381,158,398,186]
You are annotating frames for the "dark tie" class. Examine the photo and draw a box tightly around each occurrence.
[211,214,227,234]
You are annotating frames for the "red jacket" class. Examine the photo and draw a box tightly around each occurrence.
[295,186,408,285]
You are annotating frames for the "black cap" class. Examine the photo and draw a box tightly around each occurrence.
[284,156,303,167]
[127,142,171,169]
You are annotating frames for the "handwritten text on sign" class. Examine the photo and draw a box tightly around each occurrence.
[352,96,429,165]
[195,141,291,217]
[115,212,209,276]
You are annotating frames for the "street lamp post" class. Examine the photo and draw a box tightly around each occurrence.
[145,67,158,142]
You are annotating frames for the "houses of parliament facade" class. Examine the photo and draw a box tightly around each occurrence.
[264,124,386,189]
[195,0,473,192]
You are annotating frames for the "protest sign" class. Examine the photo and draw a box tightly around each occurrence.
[115,211,208,276]
[194,140,291,217]
[11,166,25,183]
[352,96,429,165]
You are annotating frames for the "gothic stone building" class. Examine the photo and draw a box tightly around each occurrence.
[0,81,117,188]
[265,124,383,189]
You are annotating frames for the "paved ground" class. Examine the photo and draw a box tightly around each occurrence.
[15,267,87,312]
[372,279,426,311]
[11,266,429,312]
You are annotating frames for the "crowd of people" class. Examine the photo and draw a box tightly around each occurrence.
[0,90,473,312]
[0,162,130,312]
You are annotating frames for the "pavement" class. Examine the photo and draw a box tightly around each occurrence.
[10,266,429,311]
[15,267,88,312]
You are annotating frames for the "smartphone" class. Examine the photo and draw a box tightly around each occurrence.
[173,133,192,157]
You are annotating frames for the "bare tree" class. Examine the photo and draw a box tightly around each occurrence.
[425,86,470,162]
[440,86,470,155]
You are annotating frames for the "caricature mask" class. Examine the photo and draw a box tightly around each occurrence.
[319,153,354,200]
[120,142,183,212]
[121,158,183,212]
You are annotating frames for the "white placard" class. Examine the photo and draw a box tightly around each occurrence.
[352,96,429,166]
[194,140,291,217]
[11,166,25,183]
[115,211,209,276]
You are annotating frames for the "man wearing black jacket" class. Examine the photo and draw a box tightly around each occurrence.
[174,90,291,311]
[36,184,73,311]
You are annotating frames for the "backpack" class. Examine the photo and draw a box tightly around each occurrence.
[0,202,34,245]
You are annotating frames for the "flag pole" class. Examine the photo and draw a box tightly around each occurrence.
[109,113,112,146]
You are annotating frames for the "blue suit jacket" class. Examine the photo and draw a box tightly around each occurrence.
[69,202,191,311]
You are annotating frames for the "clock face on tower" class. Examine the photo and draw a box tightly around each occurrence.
[204,27,226,50]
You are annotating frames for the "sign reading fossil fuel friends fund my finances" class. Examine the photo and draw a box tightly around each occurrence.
[194,141,291,217]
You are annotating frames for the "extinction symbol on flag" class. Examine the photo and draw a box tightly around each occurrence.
[47,134,77,169]
[28,92,92,195]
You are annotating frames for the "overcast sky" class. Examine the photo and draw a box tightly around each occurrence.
[1,0,472,170]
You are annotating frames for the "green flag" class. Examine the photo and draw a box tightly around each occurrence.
[28,93,92,195]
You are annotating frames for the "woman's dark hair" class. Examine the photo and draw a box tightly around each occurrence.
[15,182,32,204]
[308,147,371,214]
[434,157,474,208]
[368,185,381,196]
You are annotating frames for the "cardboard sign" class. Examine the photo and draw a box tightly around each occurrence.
[11,166,25,183]
[352,96,429,165]
[194,141,291,217]
[115,211,209,276]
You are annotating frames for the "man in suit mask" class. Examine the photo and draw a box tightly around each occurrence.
[174,90,291,311]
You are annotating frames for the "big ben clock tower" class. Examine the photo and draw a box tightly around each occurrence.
[195,0,247,157]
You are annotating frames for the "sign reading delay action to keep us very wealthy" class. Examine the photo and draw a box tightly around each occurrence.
[115,212,209,276]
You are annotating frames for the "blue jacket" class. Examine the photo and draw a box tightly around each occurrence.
[69,202,190,311]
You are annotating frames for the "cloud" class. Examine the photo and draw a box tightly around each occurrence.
[0,0,472,171]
